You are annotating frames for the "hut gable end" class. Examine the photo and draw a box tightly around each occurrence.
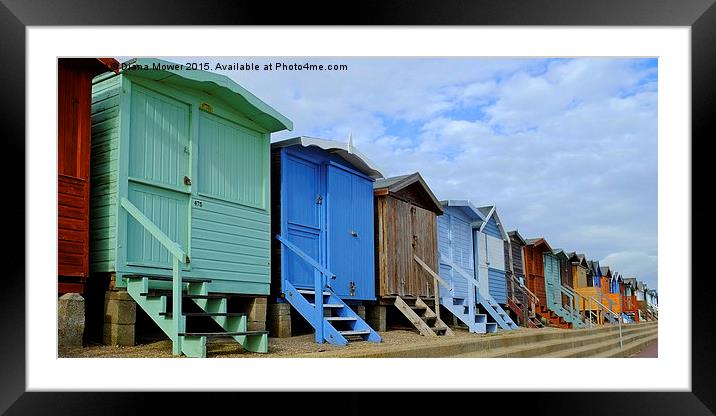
[374,173,443,215]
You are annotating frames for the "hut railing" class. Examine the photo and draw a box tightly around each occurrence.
[589,295,624,349]
[509,274,539,325]
[413,254,452,322]
[439,255,481,327]
[561,284,589,324]
[276,234,336,343]
[120,197,188,356]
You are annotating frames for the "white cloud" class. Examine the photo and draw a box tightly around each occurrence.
[164,56,659,290]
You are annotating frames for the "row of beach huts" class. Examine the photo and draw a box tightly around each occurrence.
[57,58,658,357]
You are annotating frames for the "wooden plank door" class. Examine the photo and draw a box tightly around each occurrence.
[326,165,375,300]
[282,154,323,289]
[125,85,190,269]
[410,205,437,298]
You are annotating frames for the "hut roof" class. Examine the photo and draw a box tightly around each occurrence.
[525,237,553,252]
[119,58,293,133]
[508,230,527,245]
[439,200,486,224]
[551,248,569,260]
[623,277,638,287]
[374,172,443,214]
[272,136,384,179]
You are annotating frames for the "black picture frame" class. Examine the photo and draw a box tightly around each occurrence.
[2,0,712,413]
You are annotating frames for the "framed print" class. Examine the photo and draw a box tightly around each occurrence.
[2,0,713,413]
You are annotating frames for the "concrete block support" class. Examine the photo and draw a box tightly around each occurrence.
[268,303,292,338]
[353,304,366,320]
[58,293,85,348]
[246,297,267,332]
[366,305,387,332]
[103,290,136,346]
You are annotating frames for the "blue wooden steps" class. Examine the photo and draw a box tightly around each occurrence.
[441,297,497,334]
[124,274,268,357]
[477,292,520,330]
[283,280,381,345]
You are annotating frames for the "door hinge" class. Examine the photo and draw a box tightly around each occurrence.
[184,176,192,186]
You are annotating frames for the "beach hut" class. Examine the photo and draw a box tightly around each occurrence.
[271,136,383,345]
[473,206,509,306]
[505,230,543,328]
[636,281,657,321]
[622,277,640,322]
[89,58,293,357]
[437,200,518,333]
[373,173,453,337]
[58,58,118,294]
[601,267,622,316]
[546,249,586,328]
[523,238,570,328]
[569,253,602,324]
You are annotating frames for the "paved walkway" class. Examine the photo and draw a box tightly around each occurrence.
[631,341,657,357]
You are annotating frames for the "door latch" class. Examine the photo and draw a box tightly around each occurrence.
[184,176,192,186]
[349,281,356,296]
[316,194,323,205]
[350,230,358,237]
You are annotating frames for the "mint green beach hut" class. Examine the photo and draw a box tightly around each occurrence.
[89,58,292,356]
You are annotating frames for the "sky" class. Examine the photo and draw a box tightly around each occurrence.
[148,57,659,291]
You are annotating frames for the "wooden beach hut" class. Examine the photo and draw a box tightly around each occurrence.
[474,206,509,307]
[505,230,543,328]
[622,277,640,322]
[271,136,383,345]
[569,253,603,324]
[89,58,293,357]
[58,58,118,295]
[546,249,586,328]
[523,238,571,328]
[373,173,453,337]
[636,281,657,321]
[601,267,623,316]
[437,200,518,333]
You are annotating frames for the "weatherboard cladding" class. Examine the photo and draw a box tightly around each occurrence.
[375,174,441,298]
[508,233,526,279]
[89,60,289,294]
[273,141,377,301]
[437,207,474,300]
[482,216,502,239]
[59,59,118,285]
[89,74,121,273]
[475,208,508,304]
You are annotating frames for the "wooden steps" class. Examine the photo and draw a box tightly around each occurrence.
[394,296,454,337]
[536,305,572,329]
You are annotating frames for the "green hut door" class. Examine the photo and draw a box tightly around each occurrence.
[125,85,191,269]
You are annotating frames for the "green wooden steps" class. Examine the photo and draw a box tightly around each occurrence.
[125,274,268,357]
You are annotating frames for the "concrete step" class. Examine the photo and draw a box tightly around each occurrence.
[539,328,657,358]
[595,333,658,358]
[302,321,658,358]
[450,324,657,358]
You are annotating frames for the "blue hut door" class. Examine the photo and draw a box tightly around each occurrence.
[283,155,323,289]
[125,86,191,269]
[327,165,375,299]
